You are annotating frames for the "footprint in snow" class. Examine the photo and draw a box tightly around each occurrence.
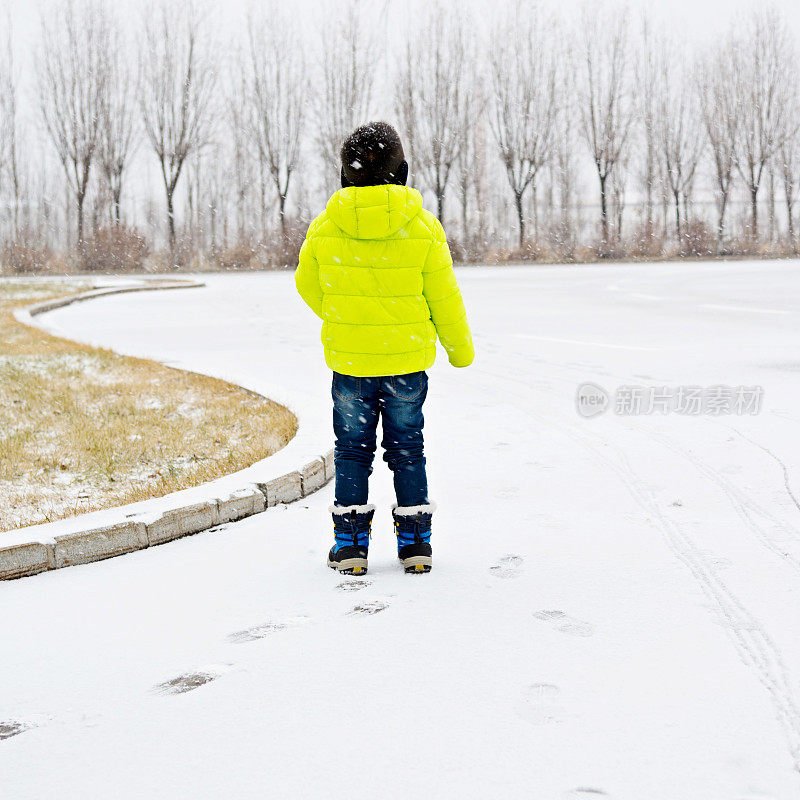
[0,721,33,741]
[348,600,389,615]
[228,622,286,642]
[563,789,609,798]
[533,609,594,637]
[337,579,372,592]
[227,615,310,643]
[490,555,524,579]
[516,683,562,725]
[153,665,231,695]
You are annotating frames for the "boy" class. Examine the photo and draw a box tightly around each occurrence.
[295,122,473,575]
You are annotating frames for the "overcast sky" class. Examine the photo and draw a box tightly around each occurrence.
[7,0,800,50]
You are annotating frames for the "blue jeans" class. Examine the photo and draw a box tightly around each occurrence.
[332,371,429,508]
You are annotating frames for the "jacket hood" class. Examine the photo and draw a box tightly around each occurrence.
[325,185,424,240]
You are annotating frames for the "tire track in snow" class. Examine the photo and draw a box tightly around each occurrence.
[472,344,800,574]
[569,435,800,774]
[466,344,800,576]
[728,426,800,517]
[461,361,800,772]
[637,426,800,577]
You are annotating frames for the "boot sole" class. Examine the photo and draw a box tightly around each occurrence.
[328,556,368,575]
[401,555,432,574]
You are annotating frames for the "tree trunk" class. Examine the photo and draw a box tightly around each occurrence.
[532,182,538,241]
[768,168,776,244]
[461,184,468,247]
[437,191,444,224]
[514,190,525,249]
[77,193,85,247]
[599,174,608,253]
[278,194,287,236]
[167,191,176,249]
[673,190,681,240]
[260,158,268,243]
[750,186,759,241]
[717,193,728,253]
[12,178,20,238]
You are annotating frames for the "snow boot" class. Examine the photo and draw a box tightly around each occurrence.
[327,504,374,575]
[392,503,435,574]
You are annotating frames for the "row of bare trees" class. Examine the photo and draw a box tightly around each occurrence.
[34,1,215,251]
[1,0,800,271]
[484,4,800,255]
[399,1,800,257]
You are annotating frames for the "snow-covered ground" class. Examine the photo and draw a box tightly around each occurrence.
[3,261,800,799]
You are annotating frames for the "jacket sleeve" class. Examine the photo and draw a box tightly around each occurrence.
[294,229,324,319]
[422,219,474,367]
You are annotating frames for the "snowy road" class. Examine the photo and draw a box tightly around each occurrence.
[3,261,800,799]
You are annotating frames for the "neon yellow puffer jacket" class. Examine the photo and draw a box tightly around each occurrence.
[295,184,474,377]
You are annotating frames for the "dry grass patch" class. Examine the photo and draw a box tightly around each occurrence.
[0,280,297,531]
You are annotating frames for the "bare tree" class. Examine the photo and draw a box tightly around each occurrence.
[395,4,471,223]
[778,129,800,251]
[453,79,484,247]
[577,7,634,252]
[452,41,484,245]
[552,39,577,251]
[636,17,660,233]
[553,102,577,248]
[314,0,380,187]
[471,115,490,247]
[696,42,740,250]
[37,0,107,247]
[247,7,307,235]
[658,53,702,241]
[140,2,216,249]
[734,9,796,241]
[99,19,140,226]
[227,62,253,244]
[0,20,23,238]
[776,48,800,251]
[488,3,558,247]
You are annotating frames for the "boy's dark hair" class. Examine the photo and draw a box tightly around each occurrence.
[340,122,408,188]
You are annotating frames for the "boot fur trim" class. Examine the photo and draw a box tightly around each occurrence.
[329,503,376,516]
[392,502,437,516]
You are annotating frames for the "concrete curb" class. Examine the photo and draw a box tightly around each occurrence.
[16,278,207,322]
[1,278,334,581]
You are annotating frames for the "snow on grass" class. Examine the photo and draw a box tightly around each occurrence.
[0,279,93,300]
[0,279,297,531]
